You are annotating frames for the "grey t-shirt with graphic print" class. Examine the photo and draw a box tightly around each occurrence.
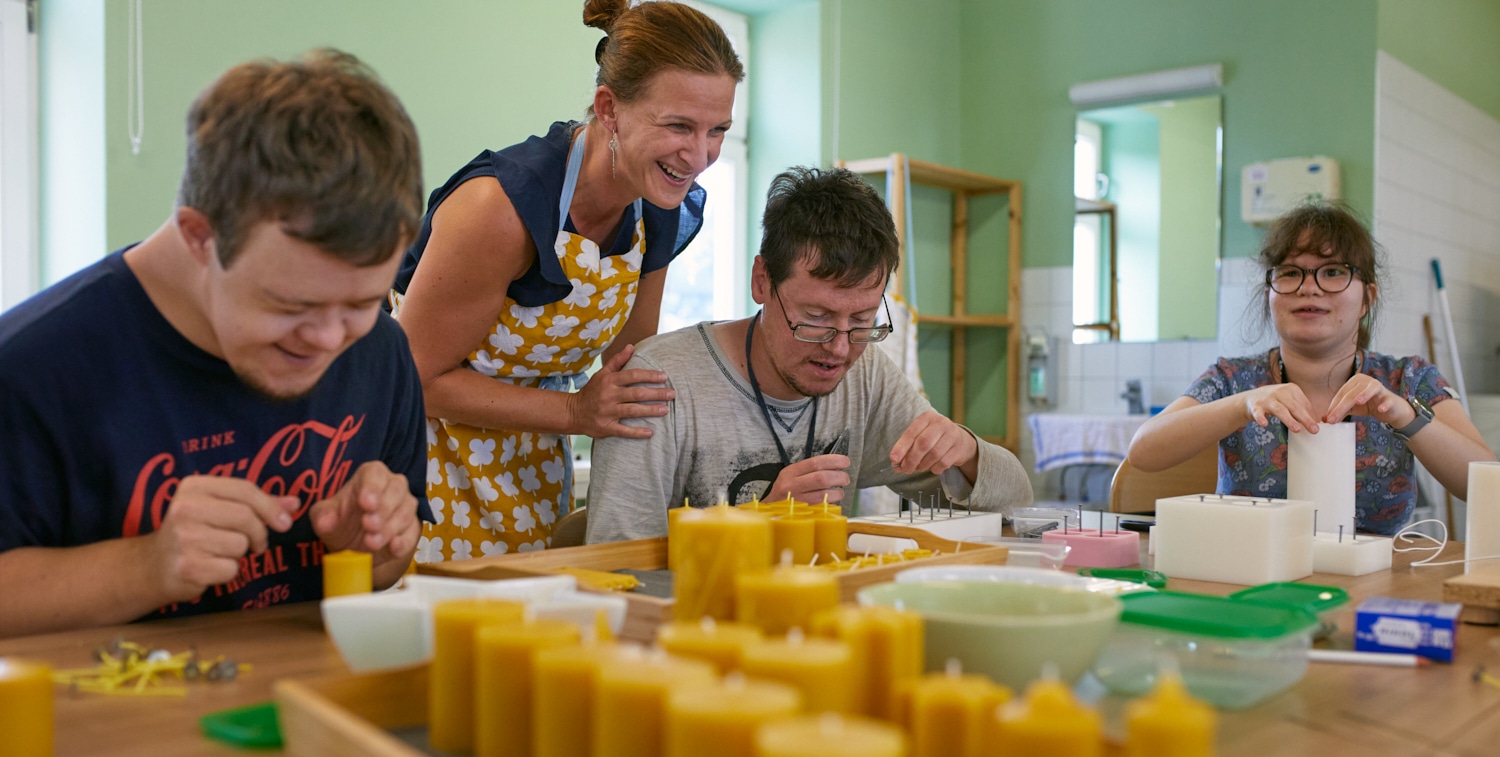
[585,321,1033,543]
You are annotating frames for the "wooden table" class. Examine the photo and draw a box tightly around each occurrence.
[3,544,1499,756]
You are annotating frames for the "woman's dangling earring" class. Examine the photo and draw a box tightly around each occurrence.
[609,131,618,177]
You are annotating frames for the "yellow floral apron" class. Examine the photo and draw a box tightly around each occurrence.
[397,129,643,562]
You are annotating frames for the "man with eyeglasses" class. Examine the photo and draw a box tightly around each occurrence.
[585,167,1031,543]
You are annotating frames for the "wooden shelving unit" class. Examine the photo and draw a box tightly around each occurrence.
[837,154,1023,452]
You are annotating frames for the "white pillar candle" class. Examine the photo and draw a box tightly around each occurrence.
[1153,494,1314,584]
[1465,461,1500,574]
[1288,423,1356,535]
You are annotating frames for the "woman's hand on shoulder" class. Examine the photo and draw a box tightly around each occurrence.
[1241,382,1321,433]
[1325,374,1415,427]
[568,344,676,440]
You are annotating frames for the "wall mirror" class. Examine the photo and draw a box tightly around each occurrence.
[1072,94,1222,343]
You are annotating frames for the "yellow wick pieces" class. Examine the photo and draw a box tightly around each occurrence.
[50,638,250,697]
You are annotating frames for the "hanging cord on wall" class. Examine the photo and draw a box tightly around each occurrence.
[1393,519,1500,567]
[126,0,144,155]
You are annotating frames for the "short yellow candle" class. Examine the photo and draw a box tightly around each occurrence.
[735,564,840,636]
[0,659,52,757]
[754,714,907,757]
[810,605,924,720]
[910,662,1013,757]
[770,514,817,565]
[1124,672,1217,757]
[322,549,372,597]
[656,617,764,673]
[674,505,773,621]
[475,618,582,757]
[428,598,527,754]
[992,676,1103,757]
[665,673,804,757]
[812,514,848,564]
[594,651,718,757]
[534,642,638,757]
[740,631,856,714]
[668,503,704,571]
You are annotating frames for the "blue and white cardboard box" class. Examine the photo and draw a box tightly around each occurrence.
[1354,596,1460,662]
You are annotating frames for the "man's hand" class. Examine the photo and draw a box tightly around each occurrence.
[890,410,979,478]
[310,461,420,578]
[145,475,299,603]
[767,454,852,505]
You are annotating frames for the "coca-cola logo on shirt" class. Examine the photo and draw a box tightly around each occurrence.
[121,415,366,537]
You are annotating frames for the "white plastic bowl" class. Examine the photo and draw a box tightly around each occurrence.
[894,565,1155,595]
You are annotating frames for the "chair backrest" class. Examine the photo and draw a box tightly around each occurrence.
[1108,446,1219,514]
[552,507,589,549]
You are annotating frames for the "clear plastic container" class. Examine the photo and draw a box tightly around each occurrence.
[959,536,1070,569]
[1010,507,1074,538]
[1091,591,1319,709]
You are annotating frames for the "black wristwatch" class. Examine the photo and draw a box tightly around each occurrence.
[1393,395,1433,441]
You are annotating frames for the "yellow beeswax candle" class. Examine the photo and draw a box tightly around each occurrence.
[322,549,372,597]
[533,642,638,757]
[910,661,1013,757]
[675,505,773,621]
[1124,672,1216,757]
[812,514,848,564]
[665,673,803,757]
[656,617,764,673]
[668,503,704,571]
[740,630,856,714]
[594,650,718,757]
[475,618,582,757]
[992,675,1103,757]
[735,564,840,636]
[810,605,924,720]
[429,598,527,754]
[770,514,817,565]
[0,659,52,757]
[754,713,907,757]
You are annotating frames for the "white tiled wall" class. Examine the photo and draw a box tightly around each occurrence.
[1373,51,1500,396]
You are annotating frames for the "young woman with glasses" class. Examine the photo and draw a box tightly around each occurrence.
[1128,202,1494,535]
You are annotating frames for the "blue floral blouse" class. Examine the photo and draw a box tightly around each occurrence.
[1184,350,1452,536]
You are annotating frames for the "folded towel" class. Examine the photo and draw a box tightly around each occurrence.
[1028,414,1148,473]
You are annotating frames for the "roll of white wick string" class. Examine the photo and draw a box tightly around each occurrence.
[1393,519,1500,567]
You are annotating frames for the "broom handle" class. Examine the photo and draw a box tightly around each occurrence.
[1431,259,1470,413]
[1423,315,1456,535]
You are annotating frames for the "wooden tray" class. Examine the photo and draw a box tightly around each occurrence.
[276,664,428,757]
[418,522,1007,643]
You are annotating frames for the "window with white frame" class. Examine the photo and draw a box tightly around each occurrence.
[658,0,749,332]
[0,0,38,313]
[1072,118,1105,344]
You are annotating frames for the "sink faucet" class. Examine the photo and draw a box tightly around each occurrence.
[1121,380,1145,415]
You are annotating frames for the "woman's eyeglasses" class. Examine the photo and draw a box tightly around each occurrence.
[1266,263,1363,294]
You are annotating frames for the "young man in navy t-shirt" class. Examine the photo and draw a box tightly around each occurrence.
[0,50,433,637]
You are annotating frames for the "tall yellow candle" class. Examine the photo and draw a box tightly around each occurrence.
[665,673,804,757]
[475,618,582,757]
[656,617,764,673]
[322,549,372,597]
[428,598,527,754]
[735,564,840,636]
[910,662,1013,757]
[770,514,817,565]
[754,714,907,757]
[812,514,848,564]
[740,631,856,714]
[668,503,704,571]
[675,505,773,621]
[1124,672,1217,757]
[810,605,924,720]
[534,643,638,757]
[594,651,718,757]
[992,676,1103,757]
[0,659,52,757]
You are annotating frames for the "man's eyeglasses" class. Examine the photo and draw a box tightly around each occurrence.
[1266,263,1363,294]
[770,286,893,344]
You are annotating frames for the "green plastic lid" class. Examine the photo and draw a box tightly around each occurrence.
[1228,582,1350,613]
[200,701,283,749]
[1076,567,1168,588]
[1119,591,1319,639]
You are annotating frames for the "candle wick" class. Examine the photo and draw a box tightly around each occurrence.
[809,553,820,567]
[945,657,963,677]
[818,712,843,738]
[780,549,794,568]
[786,627,805,645]
[725,671,747,690]
[1339,524,1344,544]
[700,616,717,633]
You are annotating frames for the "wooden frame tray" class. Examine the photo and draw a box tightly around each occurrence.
[276,664,429,757]
[418,522,1007,643]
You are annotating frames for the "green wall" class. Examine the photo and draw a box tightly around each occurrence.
[1153,96,1220,341]
[98,0,600,255]
[748,1,822,261]
[1378,0,1500,121]
[959,0,1379,271]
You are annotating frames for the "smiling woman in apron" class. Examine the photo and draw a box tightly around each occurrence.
[391,0,743,561]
